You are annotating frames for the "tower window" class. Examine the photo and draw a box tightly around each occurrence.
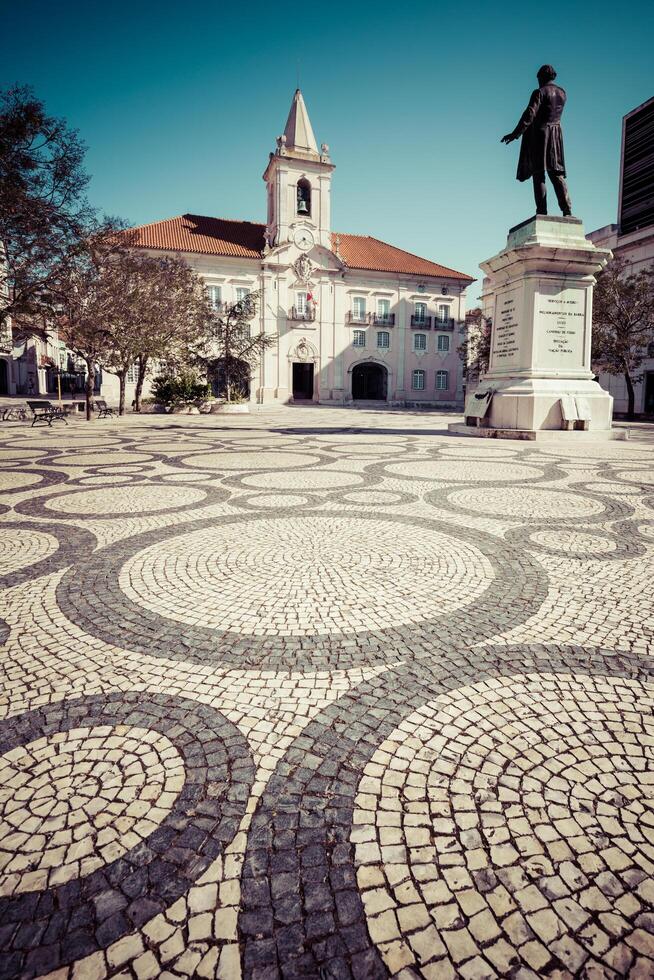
[297,178,311,216]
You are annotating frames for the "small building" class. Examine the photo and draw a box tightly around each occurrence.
[126,90,474,408]
[588,94,654,415]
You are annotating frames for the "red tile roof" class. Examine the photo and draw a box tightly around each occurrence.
[122,215,265,259]
[123,214,473,281]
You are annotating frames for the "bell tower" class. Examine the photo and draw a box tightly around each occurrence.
[263,89,335,250]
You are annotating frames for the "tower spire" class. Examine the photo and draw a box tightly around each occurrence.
[283,89,319,156]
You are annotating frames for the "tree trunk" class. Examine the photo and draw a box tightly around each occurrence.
[85,358,95,421]
[624,370,636,419]
[118,369,127,416]
[134,355,149,412]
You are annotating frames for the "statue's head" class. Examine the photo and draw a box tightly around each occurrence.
[537,64,557,85]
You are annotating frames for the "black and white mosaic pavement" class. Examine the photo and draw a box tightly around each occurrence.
[0,406,653,979]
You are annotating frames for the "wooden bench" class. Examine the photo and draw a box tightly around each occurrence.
[93,399,116,419]
[27,400,68,427]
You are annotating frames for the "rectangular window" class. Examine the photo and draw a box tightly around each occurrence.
[437,334,450,352]
[377,299,390,317]
[414,333,427,351]
[353,329,366,347]
[412,369,426,390]
[206,285,222,309]
[353,296,366,320]
[126,364,138,384]
[236,287,250,302]
[414,302,427,323]
[296,291,307,314]
[436,370,449,390]
[438,304,451,322]
[377,331,390,349]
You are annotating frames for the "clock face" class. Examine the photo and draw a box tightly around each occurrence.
[294,228,315,251]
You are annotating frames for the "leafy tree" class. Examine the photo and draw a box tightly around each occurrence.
[592,256,654,419]
[151,369,211,408]
[0,85,93,331]
[202,290,274,402]
[458,307,492,384]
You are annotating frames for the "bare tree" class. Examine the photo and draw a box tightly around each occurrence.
[592,256,654,419]
[114,250,214,412]
[56,226,125,419]
[0,85,94,331]
[202,291,274,401]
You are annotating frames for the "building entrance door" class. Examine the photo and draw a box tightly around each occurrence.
[352,362,388,400]
[0,359,8,396]
[645,372,654,414]
[292,362,314,400]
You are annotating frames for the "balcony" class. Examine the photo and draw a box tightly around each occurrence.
[373,313,395,326]
[410,315,432,328]
[347,311,371,325]
[288,306,316,322]
[434,317,455,330]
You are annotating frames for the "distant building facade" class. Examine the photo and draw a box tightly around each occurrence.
[126,90,474,407]
[588,94,654,414]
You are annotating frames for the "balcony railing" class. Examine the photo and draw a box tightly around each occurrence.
[411,315,432,328]
[373,313,395,326]
[288,306,316,322]
[434,317,455,330]
[347,311,371,324]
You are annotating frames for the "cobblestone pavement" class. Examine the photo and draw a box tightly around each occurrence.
[1,407,653,980]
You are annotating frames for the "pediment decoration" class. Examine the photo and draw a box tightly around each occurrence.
[293,255,314,284]
[291,337,319,362]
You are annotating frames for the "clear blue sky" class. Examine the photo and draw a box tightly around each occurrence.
[4,0,654,297]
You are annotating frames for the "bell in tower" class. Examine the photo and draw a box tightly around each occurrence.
[297,178,311,216]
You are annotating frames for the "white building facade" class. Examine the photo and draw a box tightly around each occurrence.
[588,95,654,415]
[128,90,474,407]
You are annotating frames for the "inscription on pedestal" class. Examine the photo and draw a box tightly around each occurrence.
[536,282,586,371]
[491,285,523,370]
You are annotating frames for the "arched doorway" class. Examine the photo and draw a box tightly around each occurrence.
[352,362,388,400]
[0,359,8,396]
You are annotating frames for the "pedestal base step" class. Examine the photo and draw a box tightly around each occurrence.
[448,423,628,442]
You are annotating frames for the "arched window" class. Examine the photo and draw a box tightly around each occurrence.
[297,178,311,216]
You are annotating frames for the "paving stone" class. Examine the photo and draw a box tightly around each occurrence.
[0,409,653,979]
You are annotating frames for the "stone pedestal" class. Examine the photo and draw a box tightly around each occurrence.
[450,216,627,441]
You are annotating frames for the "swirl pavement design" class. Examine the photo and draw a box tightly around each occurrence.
[0,406,652,978]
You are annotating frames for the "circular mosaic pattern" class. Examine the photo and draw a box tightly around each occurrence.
[341,488,416,506]
[354,673,654,978]
[45,451,154,468]
[0,449,46,462]
[44,485,208,516]
[445,487,607,521]
[613,469,654,488]
[231,492,313,510]
[383,459,544,483]
[0,725,183,894]
[240,469,364,492]
[0,693,254,978]
[118,515,495,636]
[0,471,44,492]
[529,527,618,555]
[0,528,59,575]
[178,450,323,472]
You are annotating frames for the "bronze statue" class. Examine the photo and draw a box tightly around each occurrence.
[501,65,572,217]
